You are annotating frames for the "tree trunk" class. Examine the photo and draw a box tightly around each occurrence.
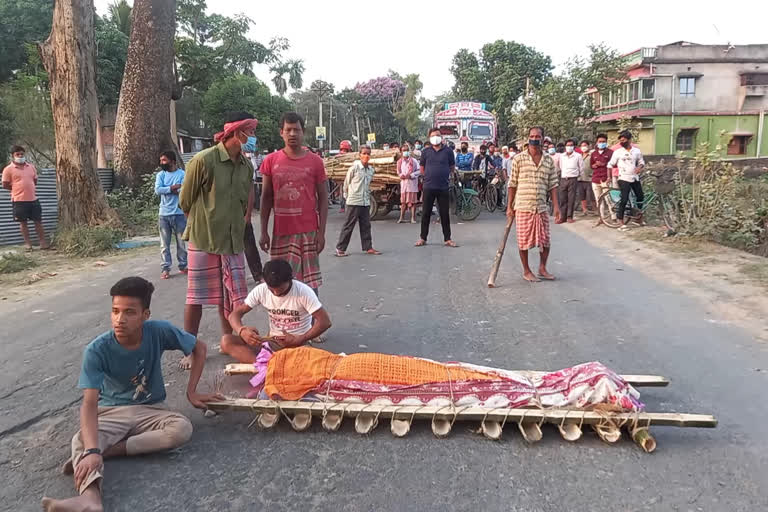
[96,115,108,168]
[39,0,116,228]
[113,0,176,187]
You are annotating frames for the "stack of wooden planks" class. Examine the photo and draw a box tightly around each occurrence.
[324,149,402,185]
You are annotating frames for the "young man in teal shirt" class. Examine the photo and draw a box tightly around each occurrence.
[41,277,222,512]
[154,151,187,279]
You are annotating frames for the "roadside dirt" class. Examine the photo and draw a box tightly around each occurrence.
[564,219,768,343]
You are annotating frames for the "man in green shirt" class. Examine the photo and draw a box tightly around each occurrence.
[178,112,257,369]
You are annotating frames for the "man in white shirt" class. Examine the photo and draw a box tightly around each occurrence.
[221,259,332,363]
[608,130,646,231]
[556,139,583,223]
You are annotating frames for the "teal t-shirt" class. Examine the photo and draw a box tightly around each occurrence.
[78,320,196,406]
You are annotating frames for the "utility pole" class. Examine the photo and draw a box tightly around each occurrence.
[311,82,333,151]
[329,98,333,151]
[352,102,362,151]
[525,76,530,97]
[318,98,323,150]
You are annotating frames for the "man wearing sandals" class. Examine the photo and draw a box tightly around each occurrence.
[154,151,187,280]
[335,146,382,257]
[506,126,561,282]
[41,277,221,512]
[416,127,458,248]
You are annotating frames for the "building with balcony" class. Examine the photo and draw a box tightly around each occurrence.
[591,42,768,157]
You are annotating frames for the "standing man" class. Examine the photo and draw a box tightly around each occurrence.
[335,146,382,256]
[178,111,257,369]
[2,145,49,249]
[154,151,187,280]
[506,127,560,282]
[609,130,645,231]
[416,127,458,247]
[556,139,582,223]
[456,141,473,172]
[590,133,614,227]
[577,140,594,216]
[260,112,329,295]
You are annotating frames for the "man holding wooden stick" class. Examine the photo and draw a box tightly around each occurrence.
[506,126,561,283]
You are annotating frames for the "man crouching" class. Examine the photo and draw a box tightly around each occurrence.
[42,277,222,512]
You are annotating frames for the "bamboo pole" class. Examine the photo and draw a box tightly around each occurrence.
[206,399,717,428]
[487,217,514,288]
[222,364,670,388]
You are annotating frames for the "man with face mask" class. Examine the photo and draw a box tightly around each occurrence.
[178,111,258,369]
[154,151,187,279]
[590,133,614,227]
[416,128,458,247]
[2,145,49,249]
[334,146,382,256]
[557,139,583,223]
[608,130,645,231]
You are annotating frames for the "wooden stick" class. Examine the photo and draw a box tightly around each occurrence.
[488,217,514,288]
[222,363,669,387]
[206,399,717,428]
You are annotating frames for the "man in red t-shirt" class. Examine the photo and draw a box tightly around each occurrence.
[2,145,49,249]
[259,112,329,294]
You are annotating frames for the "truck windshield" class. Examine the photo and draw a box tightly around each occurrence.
[469,125,491,139]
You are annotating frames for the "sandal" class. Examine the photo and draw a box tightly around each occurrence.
[444,240,459,248]
[414,239,426,247]
[365,249,382,255]
[334,249,349,257]
[161,270,170,279]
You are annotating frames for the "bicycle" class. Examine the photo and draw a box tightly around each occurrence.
[449,175,482,221]
[468,172,500,213]
[597,170,679,231]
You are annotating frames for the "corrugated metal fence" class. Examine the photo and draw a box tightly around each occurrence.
[0,168,113,246]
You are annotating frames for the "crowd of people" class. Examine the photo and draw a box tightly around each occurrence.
[35,109,647,510]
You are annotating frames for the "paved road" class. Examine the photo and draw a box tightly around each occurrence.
[1,209,767,511]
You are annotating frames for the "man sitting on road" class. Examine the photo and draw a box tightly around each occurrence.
[221,259,332,364]
[41,277,221,512]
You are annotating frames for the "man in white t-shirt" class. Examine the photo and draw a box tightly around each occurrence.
[608,130,646,231]
[221,259,332,363]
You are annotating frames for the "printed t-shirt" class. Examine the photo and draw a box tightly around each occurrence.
[78,320,197,406]
[244,279,322,336]
[260,150,327,236]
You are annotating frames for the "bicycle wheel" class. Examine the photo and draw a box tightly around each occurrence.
[485,186,498,212]
[660,195,680,232]
[458,194,482,221]
[598,190,622,228]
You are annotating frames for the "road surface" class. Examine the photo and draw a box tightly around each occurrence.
[1,209,766,511]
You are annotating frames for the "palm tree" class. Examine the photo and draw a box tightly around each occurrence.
[109,0,133,37]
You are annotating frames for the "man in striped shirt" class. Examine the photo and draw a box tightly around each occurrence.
[506,127,561,282]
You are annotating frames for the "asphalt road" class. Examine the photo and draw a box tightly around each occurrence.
[1,209,767,512]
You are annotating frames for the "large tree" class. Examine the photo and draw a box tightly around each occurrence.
[38,0,115,227]
[113,0,176,186]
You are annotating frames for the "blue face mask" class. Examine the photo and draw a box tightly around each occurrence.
[403,151,410,157]
[242,136,257,153]
[547,147,556,155]
[597,142,607,150]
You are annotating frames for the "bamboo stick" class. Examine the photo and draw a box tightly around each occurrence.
[222,364,670,388]
[206,399,717,428]
[487,217,514,288]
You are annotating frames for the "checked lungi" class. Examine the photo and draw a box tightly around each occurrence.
[516,211,551,250]
[186,245,248,317]
[270,231,322,290]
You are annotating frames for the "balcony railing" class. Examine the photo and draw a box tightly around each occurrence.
[595,99,656,115]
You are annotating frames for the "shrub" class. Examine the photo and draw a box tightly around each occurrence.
[54,226,126,257]
[106,173,160,236]
[0,252,38,274]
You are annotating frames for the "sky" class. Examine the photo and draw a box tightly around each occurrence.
[94,0,767,99]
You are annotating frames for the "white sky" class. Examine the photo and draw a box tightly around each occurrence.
[94,0,767,99]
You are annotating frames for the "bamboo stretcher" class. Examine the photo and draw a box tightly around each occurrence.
[222,363,671,388]
[213,364,713,452]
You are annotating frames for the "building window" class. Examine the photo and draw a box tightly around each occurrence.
[680,77,696,97]
[675,129,697,151]
[741,74,768,86]
[629,82,639,101]
[642,79,655,99]
[727,136,749,155]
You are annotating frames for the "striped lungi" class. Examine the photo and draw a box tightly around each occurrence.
[270,231,322,289]
[516,211,551,250]
[186,245,248,317]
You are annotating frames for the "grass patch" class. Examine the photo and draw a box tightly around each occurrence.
[740,262,768,288]
[0,252,38,274]
[54,226,126,257]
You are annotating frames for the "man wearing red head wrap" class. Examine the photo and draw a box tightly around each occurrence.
[178,112,260,369]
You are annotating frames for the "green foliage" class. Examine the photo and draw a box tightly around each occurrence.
[0,98,14,155]
[201,74,293,151]
[450,40,553,141]
[0,0,54,83]
[395,74,426,138]
[0,252,38,274]
[94,14,129,109]
[0,75,55,165]
[108,0,132,37]
[106,173,159,236]
[54,226,127,257]
[671,144,768,255]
